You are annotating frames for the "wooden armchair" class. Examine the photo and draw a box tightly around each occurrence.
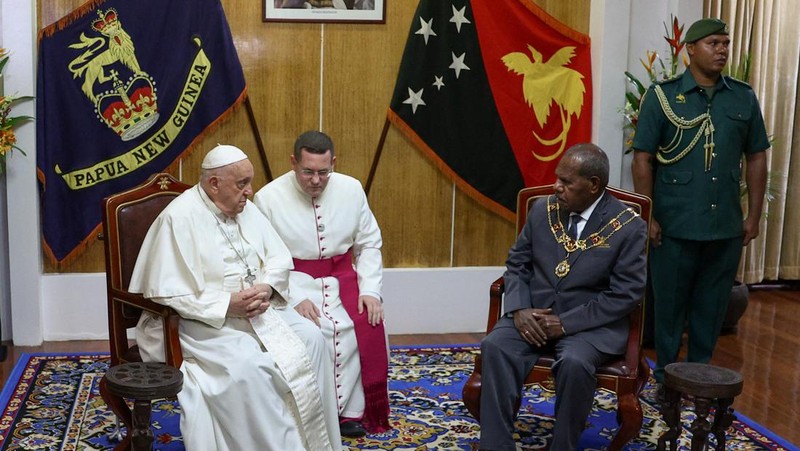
[99,173,190,449]
[461,185,652,451]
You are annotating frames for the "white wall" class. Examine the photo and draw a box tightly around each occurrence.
[1,0,41,345]
[590,0,632,187]
[5,1,703,343]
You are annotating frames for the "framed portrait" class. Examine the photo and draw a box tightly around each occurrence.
[264,0,385,23]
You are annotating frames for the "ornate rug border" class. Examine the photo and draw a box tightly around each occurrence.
[0,347,795,450]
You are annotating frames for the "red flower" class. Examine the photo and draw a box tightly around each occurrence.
[664,16,685,59]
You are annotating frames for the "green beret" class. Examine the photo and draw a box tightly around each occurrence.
[683,18,729,43]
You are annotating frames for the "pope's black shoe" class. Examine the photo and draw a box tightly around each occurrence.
[340,420,367,438]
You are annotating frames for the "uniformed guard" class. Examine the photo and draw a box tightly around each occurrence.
[631,18,770,392]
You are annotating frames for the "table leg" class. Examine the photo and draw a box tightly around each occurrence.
[690,397,712,451]
[712,397,735,450]
[130,399,154,451]
[657,387,682,451]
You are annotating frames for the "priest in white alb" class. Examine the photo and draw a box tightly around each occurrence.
[254,130,390,438]
[129,144,342,450]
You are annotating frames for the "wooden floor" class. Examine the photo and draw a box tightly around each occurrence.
[1,289,798,446]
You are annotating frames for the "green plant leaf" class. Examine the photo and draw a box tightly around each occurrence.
[5,116,33,128]
[624,71,646,96]
[625,92,641,109]
[8,96,35,104]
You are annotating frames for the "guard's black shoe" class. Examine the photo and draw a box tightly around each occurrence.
[340,420,367,438]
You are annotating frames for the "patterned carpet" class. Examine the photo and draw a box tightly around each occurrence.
[0,346,792,450]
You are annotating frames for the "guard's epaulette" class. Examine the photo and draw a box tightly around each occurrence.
[724,75,754,89]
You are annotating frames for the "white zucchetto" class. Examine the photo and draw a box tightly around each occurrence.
[201,144,248,169]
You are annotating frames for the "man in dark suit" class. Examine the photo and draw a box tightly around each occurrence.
[479,143,648,450]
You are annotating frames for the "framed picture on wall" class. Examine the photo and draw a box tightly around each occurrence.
[264,0,385,23]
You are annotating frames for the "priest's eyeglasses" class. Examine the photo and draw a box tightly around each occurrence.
[300,168,333,178]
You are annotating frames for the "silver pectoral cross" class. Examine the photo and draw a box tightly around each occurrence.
[244,268,256,287]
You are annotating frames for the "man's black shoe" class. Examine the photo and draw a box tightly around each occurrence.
[340,420,367,438]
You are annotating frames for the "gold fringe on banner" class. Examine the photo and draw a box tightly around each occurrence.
[38,0,108,40]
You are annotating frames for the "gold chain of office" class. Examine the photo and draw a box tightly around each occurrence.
[546,196,640,278]
[652,85,716,171]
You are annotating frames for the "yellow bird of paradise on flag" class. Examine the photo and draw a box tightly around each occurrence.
[503,45,586,161]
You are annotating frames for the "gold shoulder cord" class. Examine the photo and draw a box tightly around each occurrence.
[653,85,716,171]
[546,196,640,278]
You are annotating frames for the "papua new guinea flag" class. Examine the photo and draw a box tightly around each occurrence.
[388,0,592,220]
[37,0,246,265]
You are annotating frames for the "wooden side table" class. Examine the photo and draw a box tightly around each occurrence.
[103,362,183,451]
[657,362,743,451]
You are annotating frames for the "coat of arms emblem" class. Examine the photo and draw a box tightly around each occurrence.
[68,8,159,141]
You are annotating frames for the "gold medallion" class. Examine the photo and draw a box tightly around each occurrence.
[545,195,640,280]
[555,259,570,278]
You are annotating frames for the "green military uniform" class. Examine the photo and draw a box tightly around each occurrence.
[633,68,769,383]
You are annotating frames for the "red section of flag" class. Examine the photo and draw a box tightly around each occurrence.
[472,0,592,187]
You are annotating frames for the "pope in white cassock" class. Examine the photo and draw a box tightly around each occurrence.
[128,144,342,451]
[254,131,390,438]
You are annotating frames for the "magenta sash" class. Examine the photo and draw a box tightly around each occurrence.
[292,249,390,433]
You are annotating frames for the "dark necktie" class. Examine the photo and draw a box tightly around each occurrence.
[567,214,581,240]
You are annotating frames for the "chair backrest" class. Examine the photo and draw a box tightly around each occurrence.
[101,173,191,365]
[515,185,651,237]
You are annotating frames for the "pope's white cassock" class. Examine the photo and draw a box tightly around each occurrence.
[254,171,390,432]
[129,184,342,451]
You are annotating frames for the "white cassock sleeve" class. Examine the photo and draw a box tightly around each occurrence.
[353,187,383,300]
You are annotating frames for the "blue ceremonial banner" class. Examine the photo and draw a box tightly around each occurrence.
[37,0,246,265]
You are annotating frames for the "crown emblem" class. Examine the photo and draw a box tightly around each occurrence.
[92,9,119,33]
[95,73,160,141]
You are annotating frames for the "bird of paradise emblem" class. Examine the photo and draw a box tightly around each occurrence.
[502,45,586,161]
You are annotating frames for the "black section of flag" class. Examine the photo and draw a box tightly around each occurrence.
[389,0,524,216]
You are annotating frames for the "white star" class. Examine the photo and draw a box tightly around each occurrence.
[450,5,471,33]
[415,17,437,45]
[403,87,426,114]
[449,52,470,79]
[432,76,445,90]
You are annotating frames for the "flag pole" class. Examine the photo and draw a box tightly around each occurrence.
[365,117,390,197]
[244,95,273,182]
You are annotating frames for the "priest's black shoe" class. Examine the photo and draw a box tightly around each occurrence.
[340,421,367,438]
